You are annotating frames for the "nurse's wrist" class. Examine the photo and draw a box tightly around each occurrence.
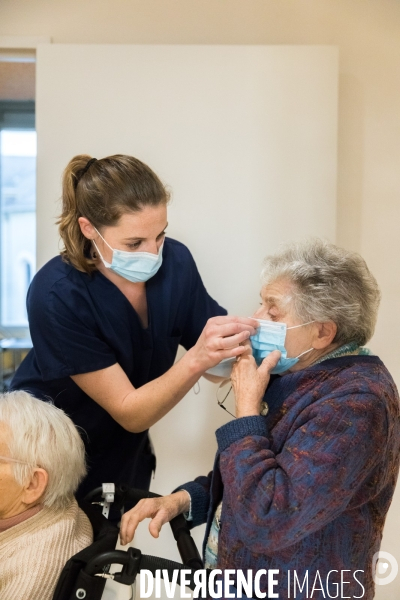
[182,348,208,377]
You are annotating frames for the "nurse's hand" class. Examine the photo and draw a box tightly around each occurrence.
[231,341,281,418]
[188,315,258,373]
[119,491,190,545]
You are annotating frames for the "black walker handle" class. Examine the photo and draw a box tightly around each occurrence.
[83,546,198,590]
[84,485,203,571]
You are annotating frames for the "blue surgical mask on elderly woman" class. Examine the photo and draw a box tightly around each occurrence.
[250,319,315,374]
[93,228,163,283]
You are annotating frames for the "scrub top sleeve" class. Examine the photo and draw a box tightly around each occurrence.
[179,255,227,351]
[29,288,117,381]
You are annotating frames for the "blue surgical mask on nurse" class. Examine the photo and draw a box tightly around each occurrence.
[92,228,163,283]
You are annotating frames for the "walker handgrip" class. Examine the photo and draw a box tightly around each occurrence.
[118,486,203,569]
[83,547,197,589]
[84,485,204,570]
[169,514,203,570]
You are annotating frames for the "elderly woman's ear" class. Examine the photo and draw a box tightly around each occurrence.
[311,321,337,350]
[22,468,49,507]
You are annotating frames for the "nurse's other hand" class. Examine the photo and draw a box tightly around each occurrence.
[190,315,258,372]
[119,491,190,545]
[231,341,281,418]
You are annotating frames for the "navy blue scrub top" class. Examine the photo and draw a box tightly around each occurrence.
[11,238,227,499]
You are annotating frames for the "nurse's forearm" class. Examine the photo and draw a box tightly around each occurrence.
[121,349,205,431]
[72,356,202,433]
[72,315,258,432]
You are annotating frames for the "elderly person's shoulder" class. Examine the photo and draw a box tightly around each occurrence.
[306,351,398,405]
[293,352,400,434]
[0,498,92,600]
[0,391,93,600]
[0,496,91,552]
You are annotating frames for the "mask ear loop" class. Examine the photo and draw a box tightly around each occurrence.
[286,320,315,329]
[295,347,314,359]
[92,239,109,265]
[91,227,112,266]
[286,322,315,360]
[94,227,114,251]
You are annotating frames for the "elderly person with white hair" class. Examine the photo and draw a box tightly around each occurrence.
[120,239,400,600]
[0,391,92,600]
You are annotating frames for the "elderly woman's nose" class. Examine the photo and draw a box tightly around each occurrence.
[253,305,262,317]
[253,306,269,320]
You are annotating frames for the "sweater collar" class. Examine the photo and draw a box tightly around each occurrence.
[0,504,42,533]
[265,353,382,410]
[311,342,372,366]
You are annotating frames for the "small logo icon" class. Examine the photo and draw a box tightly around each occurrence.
[372,551,398,586]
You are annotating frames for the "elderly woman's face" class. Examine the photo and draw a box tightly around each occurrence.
[253,279,317,364]
[0,422,26,519]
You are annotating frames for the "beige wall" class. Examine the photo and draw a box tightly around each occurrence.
[1,1,400,598]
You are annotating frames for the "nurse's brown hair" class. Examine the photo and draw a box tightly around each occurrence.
[58,154,169,273]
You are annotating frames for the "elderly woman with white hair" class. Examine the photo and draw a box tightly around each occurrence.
[0,391,92,600]
[120,239,400,600]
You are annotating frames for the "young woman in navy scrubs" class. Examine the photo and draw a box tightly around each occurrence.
[11,154,256,500]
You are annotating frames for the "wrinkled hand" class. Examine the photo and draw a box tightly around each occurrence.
[119,491,190,546]
[231,341,281,418]
[189,316,258,373]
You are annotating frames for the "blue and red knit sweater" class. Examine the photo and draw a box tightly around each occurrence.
[179,355,400,599]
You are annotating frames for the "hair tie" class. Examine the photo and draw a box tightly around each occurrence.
[75,158,97,187]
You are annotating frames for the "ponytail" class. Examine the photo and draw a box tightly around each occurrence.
[58,154,96,273]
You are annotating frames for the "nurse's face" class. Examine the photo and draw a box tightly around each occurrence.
[79,204,168,264]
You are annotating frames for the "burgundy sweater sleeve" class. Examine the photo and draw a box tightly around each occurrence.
[216,393,388,553]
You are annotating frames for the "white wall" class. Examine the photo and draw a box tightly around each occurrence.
[35,43,338,581]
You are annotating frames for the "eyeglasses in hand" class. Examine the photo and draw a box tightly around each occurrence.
[216,380,236,419]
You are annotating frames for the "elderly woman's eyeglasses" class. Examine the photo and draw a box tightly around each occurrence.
[216,381,236,419]
[0,455,34,466]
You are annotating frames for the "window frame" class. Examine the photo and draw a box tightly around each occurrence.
[0,100,35,339]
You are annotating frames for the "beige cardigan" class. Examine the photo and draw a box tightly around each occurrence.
[0,498,93,600]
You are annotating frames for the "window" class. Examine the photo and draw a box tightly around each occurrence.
[0,101,35,336]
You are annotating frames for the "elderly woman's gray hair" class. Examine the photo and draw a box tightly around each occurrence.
[261,239,381,346]
[0,391,86,510]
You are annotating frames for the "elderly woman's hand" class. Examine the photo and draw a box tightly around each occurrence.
[231,342,281,418]
[119,490,190,546]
